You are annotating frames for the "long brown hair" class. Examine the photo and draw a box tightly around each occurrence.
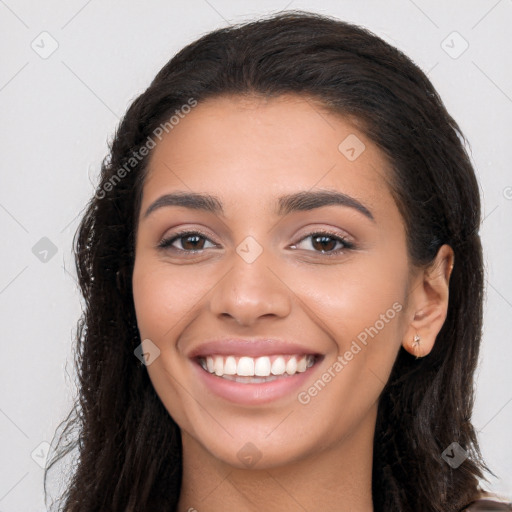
[45,10,492,512]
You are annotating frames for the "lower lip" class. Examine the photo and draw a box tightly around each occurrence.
[191,359,319,405]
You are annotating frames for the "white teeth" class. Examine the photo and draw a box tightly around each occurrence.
[271,356,286,376]
[200,354,316,379]
[237,357,254,376]
[254,356,271,376]
[214,356,224,376]
[224,356,237,375]
[286,357,297,375]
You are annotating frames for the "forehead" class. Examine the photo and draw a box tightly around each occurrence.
[141,94,395,221]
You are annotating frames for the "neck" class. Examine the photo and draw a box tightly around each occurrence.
[177,407,376,512]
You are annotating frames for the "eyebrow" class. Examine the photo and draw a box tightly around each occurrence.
[143,189,375,222]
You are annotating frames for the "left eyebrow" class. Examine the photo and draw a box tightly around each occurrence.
[276,190,375,222]
[143,189,375,222]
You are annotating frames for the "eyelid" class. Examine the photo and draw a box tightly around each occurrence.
[292,225,355,246]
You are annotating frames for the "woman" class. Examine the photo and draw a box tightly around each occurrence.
[45,10,511,512]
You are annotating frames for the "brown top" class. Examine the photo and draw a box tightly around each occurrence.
[462,499,512,511]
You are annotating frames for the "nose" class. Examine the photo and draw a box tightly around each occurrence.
[209,246,292,327]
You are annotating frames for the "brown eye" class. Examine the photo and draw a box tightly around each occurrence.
[311,234,338,252]
[291,231,354,255]
[178,234,206,250]
[158,231,216,252]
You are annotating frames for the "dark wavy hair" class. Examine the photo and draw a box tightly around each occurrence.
[45,10,493,512]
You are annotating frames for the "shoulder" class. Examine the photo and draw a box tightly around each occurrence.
[462,497,512,511]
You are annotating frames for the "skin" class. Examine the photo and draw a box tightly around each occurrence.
[132,94,454,512]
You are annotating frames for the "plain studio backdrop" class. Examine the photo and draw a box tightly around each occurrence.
[0,1,511,510]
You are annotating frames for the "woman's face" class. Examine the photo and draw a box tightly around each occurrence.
[132,94,416,469]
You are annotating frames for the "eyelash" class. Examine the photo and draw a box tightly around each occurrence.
[157,229,355,257]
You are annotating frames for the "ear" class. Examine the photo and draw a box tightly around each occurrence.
[402,244,454,358]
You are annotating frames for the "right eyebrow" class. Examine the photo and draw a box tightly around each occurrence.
[143,191,223,219]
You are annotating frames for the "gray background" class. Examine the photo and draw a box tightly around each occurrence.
[0,0,510,510]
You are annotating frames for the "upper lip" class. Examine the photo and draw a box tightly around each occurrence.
[187,338,321,359]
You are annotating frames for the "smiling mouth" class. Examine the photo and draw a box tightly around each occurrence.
[196,354,320,383]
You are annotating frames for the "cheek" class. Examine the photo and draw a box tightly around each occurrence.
[292,265,406,421]
[132,257,221,342]
[301,263,405,334]
[132,259,186,340]
[291,256,408,384]
[131,258,203,427]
